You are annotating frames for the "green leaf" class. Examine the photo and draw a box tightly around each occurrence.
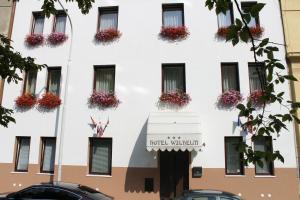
[283,75,298,81]
[250,3,265,18]
[259,38,269,47]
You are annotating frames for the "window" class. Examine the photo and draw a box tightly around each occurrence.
[217,2,234,28]
[98,7,118,31]
[54,12,67,33]
[94,66,115,93]
[40,137,56,173]
[89,138,112,175]
[248,62,266,92]
[162,64,186,93]
[15,137,31,172]
[221,63,239,92]
[162,4,184,27]
[253,136,274,175]
[23,70,37,95]
[47,68,61,95]
[241,2,260,27]
[31,12,45,34]
[225,137,244,175]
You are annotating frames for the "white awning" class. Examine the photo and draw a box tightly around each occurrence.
[147,112,202,152]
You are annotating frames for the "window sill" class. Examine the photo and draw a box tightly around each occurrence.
[254,175,276,178]
[225,175,245,177]
[86,174,112,178]
[36,173,54,176]
[10,171,28,174]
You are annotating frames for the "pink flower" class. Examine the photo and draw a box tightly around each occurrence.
[95,28,121,42]
[248,90,267,107]
[159,91,191,107]
[47,32,68,45]
[25,34,44,46]
[89,91,120,108]
[218,90,243,107]
[160,26,189,40]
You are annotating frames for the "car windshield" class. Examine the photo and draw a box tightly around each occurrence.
[77,185,111,200]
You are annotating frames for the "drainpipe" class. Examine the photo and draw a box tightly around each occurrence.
[56,0,74,182]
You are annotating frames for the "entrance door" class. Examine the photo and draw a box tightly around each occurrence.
[160,151,189,200]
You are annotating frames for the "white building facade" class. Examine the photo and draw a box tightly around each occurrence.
[0,0,298,199]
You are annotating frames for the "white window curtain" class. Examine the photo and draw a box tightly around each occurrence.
[163,10,183,27]
[218,10,232,27]
[254,137,272,174]
[99,13,118,31]
[17,138,30,171]
[249,65,265,92]
[42,138,56,172]
[163,66,184,93]
[225,138,242,174]
[25,71,37,95]
[48,69,61,95]
[33,16,44,34]
[95,68,115,93]
[91,140,111,174]
[222,65,238,91]
[248,16,257,28]
[55,14,67,33]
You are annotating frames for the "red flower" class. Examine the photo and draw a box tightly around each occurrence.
[160,26,189,40]
[89,91,120,108]
[25,34,44,46]
[249,26,264,38]
[218,90,243,107]
[15,94,37,108]
[38,93,61,109]
[47,32,68,45]
[248,90,267,107]
[159,91,191,107]
[216,27,230,39]
[95,28,121,42]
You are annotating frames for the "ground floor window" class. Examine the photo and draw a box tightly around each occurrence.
[225,137,244,175]
[15,137,31,172]
[40,137,56,173]
[253,136,274,175]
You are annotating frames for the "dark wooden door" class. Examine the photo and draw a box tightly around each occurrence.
[160,151,189,200]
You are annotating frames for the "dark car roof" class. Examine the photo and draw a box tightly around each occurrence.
[184,190,240,199]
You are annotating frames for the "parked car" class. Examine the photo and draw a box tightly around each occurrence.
[2,182,113,200]
[175,190,241,200]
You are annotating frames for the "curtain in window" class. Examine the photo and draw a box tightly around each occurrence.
[248,17,257,28]
[254,137,271,174]
[99,13,118,31]
[218,10,232,27]
[222,65,238,91]
[17,138,30,171]
[33,16,44,34]
[42,138,56,172]
[225,138,242,174]
[91,140,111,174]
[55,14,67,33]
[48,70,61,95]
[163,66,184,93]
[25,71,37,95]
[249,65,265,92]
[95,68,114,93]
[163,10,183,27]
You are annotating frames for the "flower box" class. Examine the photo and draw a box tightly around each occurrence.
[25,34,44,46]
[159,91,191,107]
[248,90,266,107]
[160,26,189,40]
[95,28,121,42]
[218,90,243,107]
[47,32,68,45]
[249,26,264,38]
[89,92,120,108]
[216,27,230,39]
[38,93,61,109]
[15,94,37,108]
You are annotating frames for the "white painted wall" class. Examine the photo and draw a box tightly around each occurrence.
[0,0,297,170]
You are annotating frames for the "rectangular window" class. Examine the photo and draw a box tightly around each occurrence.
[89,138,112,175]
[248,62,266,92]
[225,137,244,175]
[54,12,67,33]
[162,4,184,27]
[15,137,31,172]
[253,136,274,175]
[47,68,61,96]
[241,2,260,27]
[217,2,234,28]
[23,70,37,95]
[40,137,56,173]
[221,63,239,92]
[98,7,118,31]
[162,64,186,93]
[32,12,45,34]
[94,66,115,93]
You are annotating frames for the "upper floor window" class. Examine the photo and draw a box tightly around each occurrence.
[94,66,115,93]
[40,137,56,173]
[47,68,61,96]
[162,64,186,93]
[221,63,239,92]
[15,137,31,172]
[31,12,45,34]
[217,2,234,28]
[248,62,266,92]
[225,137,244,175]
[23,70,37,95]
[162,4,184,27]
[253,136,274,175]
[53,12,67,33]
[241,2,260,28]
[98,7,118,31]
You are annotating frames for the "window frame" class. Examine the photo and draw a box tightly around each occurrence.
[241,1,260,27]
[22,70,37,95]
[224,136,244,175]
[217,2,234,28]
[93,65,116,93]
[46,67,61,96]
[40,137,56,174]
[221,62,240,92]
[14,136,31,172]
[97,6,119,31]
[31,12,45,34]
[52,11,67,33]
[161,63,186,93]
[162,3,185,27]
[88,137,113,176]
[248,62,266,92]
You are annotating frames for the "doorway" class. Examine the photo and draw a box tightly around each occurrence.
[160,151,189,200]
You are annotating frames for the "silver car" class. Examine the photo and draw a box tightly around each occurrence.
[175,190,241,200]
